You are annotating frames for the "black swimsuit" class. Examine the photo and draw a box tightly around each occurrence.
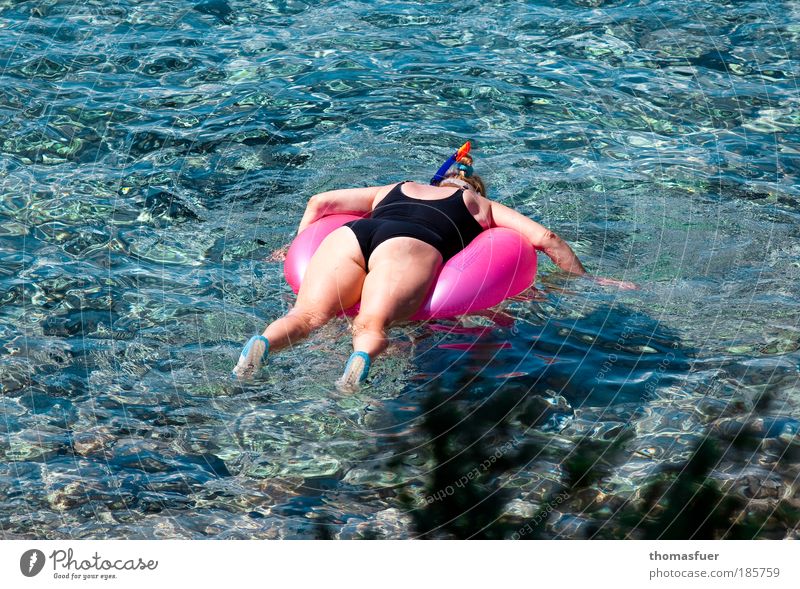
[343,181,484,266]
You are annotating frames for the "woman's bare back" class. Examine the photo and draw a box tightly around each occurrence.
[371,181,493,230]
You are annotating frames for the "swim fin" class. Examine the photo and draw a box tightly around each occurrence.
[232,335,269,380]
[335,351,371,392]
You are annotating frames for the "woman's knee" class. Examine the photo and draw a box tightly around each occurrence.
[351,313,388,336]
[288,306,332,333]
[350,313,390,356]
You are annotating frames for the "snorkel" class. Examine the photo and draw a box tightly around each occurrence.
[430,141,471,185]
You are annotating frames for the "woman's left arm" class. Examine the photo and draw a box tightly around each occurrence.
[296,185,391,235]
[486,198,638,290]
[486,199,587,274]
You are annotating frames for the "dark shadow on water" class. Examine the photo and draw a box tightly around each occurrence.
[410,304,691,411]
[379,373,793,539]
[364,304,799,539]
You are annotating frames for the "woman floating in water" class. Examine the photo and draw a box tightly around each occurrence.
[233,146,635,389]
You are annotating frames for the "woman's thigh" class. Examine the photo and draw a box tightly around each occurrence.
[359,236,442,322]
[294,226,367,314]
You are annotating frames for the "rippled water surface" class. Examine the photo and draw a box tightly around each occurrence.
[1,0,799,539]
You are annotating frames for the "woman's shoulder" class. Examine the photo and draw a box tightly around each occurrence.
[370,182,406,208]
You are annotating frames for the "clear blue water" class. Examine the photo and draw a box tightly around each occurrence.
[0,0,799,538]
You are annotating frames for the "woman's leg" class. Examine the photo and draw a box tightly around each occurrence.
[337,237,441,389]
[233,227,366,378]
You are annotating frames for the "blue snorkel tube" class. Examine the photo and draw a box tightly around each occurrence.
[430,141,471,185]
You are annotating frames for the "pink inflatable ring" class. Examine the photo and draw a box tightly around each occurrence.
[284,214,537,320]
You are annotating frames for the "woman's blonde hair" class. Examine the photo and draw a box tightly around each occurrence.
[441,153,486,197]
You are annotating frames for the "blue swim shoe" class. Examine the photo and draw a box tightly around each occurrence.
[335,351,371,392]
[232,335,270,380]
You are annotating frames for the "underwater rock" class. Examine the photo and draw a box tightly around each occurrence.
[725,474,784,500]
[549,512,590,538]
[0,364,29,395]
[711,416,800,441]
[193,0,233,23]
[517,392,574,431]
[72,427,115,456]
[141,189,201,223]
[337,508,412,540]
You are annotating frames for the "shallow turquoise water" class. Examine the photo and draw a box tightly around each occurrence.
[0,0,799,538]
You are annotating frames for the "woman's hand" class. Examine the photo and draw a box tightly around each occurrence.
[588,276,639,290]
[268,244,290,262]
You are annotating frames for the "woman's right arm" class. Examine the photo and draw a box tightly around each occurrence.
[296,185,392,235]
[488,200,587,275]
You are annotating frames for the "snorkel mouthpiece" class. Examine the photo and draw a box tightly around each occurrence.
[431,140,471,185]
[456,162,474,177]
